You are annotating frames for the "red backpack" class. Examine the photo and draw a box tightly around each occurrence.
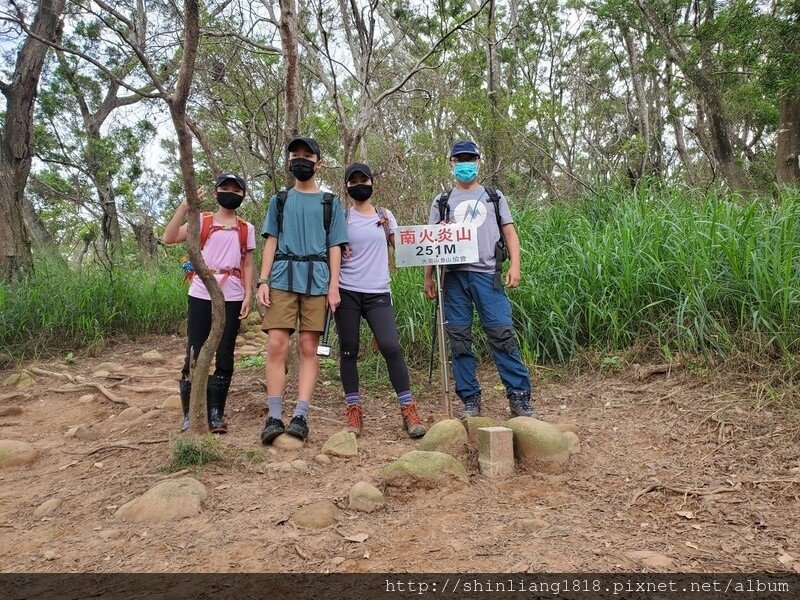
[182,212,249,283]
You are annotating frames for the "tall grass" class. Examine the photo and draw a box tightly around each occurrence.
[4,188,800,365]
[0,258,186,358]
[391,187,800,365]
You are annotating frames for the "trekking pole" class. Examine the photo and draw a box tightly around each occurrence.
[427,295,438,384]
[316,309,333,357]
[434,265,451,417]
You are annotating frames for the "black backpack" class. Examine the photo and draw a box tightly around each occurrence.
[436,186,509,264]
[275,190,334,237]
[273,190,335,294]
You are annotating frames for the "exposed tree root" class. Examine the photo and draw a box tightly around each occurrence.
[52,382,133,407]
[631,481,742,504]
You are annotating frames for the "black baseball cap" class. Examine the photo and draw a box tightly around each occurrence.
[449,140,480,157]
[344,162,373,183]
[287,136,322,159]
[213,172,246,191]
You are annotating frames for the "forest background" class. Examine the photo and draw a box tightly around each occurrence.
[1,0,800,371]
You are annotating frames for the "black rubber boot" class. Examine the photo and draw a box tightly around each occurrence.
[179,378,191,432]
[207,374,231,434]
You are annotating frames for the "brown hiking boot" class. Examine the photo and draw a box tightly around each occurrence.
[345,403,363,436]
[400,400,427,439]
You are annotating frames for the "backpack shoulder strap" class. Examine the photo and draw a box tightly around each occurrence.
[376,206,393,246]
[484,186,506,243]
[322,192,334,236]
[436,189,452,222]
[199,212,214,249]
[236,217,249,261]
[275,190,288,235]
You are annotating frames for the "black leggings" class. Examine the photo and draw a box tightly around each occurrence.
[334,289,410,394]
[182,295,243,380]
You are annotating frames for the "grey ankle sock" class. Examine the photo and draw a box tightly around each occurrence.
[267,396,283,420]
[293,399,310,419]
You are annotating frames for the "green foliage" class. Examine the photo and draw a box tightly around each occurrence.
[170,435,223,471]
[0,258,185,358]
[238,355,266,370]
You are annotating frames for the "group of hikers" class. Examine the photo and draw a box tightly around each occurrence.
[163,137,537,446]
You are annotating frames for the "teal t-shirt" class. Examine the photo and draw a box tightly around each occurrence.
[261,189,348,296]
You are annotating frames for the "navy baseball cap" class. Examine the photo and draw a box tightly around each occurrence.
[344,162,374,182]
[287,136,322,158]
[213,172,246,190]
[449,140,480,157]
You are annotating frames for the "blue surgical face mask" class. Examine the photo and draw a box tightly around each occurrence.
[453,161,478,183]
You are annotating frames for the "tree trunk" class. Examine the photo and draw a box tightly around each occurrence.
[131,216,158,264]
[776,92,800,187]
[666,75,697,186]
[168,0,217,436]
[85,129,123,261]
[636,0,749,193]
[21,194,56,249]
[0,0,66,282]
[485,0,501,187]
[621,26,650,184]
[279,0,299,189]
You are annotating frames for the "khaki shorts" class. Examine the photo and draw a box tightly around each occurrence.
[262,288,326,333]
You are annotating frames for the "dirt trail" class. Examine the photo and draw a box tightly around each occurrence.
[1,333,799,573]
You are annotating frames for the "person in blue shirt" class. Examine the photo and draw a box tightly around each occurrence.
[256,137,348,444]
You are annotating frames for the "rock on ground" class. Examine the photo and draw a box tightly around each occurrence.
[625,550,675,570]
[553,422,580,434]
[117,407,144,421]
[141,350,165,363]
[160,395,183,410]
[382,450,469,488]
[272,434,305,451]
[3,372,36,390]
[0,439,37,467]
[505,417,571,471]
[34,498,62,517]
[418,419,469,457]
[349,481,385,513]
[114,477,206,523]
[321,431,358,457]
[292,501,341,528]
[0,406,23,417]
[563,431,581,454]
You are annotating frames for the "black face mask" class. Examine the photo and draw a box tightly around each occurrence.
[348,184,373,202]
[217,191,243,210]
[289,158,316,182]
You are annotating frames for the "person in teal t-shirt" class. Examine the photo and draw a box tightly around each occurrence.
[256,137,348,445]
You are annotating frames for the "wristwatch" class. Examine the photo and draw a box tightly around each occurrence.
[256,278,269,286]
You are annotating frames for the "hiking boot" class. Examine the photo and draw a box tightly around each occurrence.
[345,403,364,437]
[459,394,481,419]
[508,390,537,418]
[208,407,227,434]
[400,400,427,439]
[207,375,231,434]
[285,415,309,440]
[260,417,285,445]
[179,378,191,432]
